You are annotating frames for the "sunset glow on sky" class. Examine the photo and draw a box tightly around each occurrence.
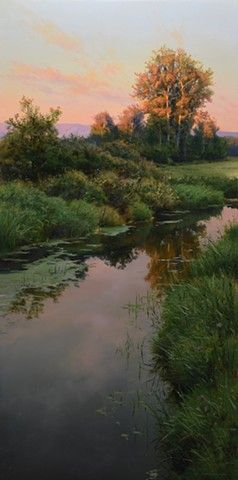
[1,0,238,130]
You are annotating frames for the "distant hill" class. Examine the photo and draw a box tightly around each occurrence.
[57,123,90,137]
[0,122,237,139]
[0,123,90,138]
[218,131,238,138]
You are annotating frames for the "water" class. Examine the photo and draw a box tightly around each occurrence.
[0,206,237,480]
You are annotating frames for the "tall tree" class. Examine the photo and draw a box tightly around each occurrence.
[133,47,213,158]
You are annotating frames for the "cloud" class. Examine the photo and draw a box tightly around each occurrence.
[34,19,82,51]
[11,63,105,95]
[103,62,123,76]
[9,63,129,103]
[19,3,82,52]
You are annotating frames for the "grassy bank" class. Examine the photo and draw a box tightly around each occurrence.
[1,144,237,255]
[164,157,238,179]
[152,223,238,479]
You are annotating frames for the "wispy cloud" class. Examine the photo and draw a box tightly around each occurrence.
[34,19,82,51]
[19,3,82,52]
[9,63,129,103]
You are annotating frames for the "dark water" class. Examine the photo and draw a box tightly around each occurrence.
[0,206,238,480]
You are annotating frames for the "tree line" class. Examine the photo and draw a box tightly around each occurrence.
[0,47,227,181]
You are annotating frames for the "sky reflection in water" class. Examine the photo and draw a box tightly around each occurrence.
[0,206,237,480]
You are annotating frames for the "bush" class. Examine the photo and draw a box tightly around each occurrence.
[128,201,153,222]
[139,143,174,164]
[174,183,224,209]
[97,205,123,227]
[138,178,177,211]
[95,171,136,210]
[42,171,88,200]
[42,171,106,204]
[101,140,140,161]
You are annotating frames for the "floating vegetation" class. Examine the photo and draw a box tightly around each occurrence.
[100,225,130,236]
[0,249,87,318]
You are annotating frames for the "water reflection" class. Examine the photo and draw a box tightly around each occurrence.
[0,206,233,319]
[0,206,237,480]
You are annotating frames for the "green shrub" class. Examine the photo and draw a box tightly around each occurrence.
[42,171,106,204]
[95,171,135,210]
[174,183,224,209]
[97,205,123,227]
[138,178,177,211]
[101,140,140,161]
[42,171,88,200]
[128,201,153,222]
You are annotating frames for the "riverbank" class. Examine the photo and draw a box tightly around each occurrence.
[1,157,238,255]
[152,222,238,479]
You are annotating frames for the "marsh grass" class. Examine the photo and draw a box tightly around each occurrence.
[174,183,224,209]
[152,222,238,478]
[0,183,101,253]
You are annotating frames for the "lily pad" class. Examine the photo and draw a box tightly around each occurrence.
[100,226,130,237]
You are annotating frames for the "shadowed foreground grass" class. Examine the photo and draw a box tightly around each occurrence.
[152,223,238,479]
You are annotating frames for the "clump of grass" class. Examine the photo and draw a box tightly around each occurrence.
[0,205,42,251]
[160,379,238,478]
[174,183,224,209]
[69,200,100,235]
[97,205,123,227]
[0,182,100,253]
[170,174,238,198]
[190,224,238,278]
[128,201,153,222]
[153,275,238,391]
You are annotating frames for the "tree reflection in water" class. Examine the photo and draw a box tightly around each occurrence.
[0,207,227,320]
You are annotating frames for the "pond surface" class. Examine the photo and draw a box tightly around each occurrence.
[0,206,238,480]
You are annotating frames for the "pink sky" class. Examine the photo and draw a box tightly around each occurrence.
[1,0,238,130]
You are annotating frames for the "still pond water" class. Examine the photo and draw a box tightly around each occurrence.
[0,205,238,480]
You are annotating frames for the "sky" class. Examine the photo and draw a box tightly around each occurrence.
[0,0,238,130]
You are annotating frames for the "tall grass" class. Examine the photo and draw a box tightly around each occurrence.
[174,183,224,209]
[152,222,238,478]
[170,174,238,198]
[0,182,101,253]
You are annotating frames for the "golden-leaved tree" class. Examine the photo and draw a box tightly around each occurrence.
[133,47,213,157]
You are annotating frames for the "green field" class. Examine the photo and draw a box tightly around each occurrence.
[163,157,238,178]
